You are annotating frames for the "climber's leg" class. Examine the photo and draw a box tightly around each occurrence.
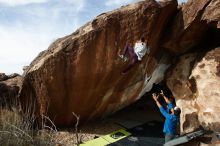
[119,43,135,61]
[122,55,139,74]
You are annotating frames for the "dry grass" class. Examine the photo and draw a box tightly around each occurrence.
[0,96,64,146]
[0,95,102,146]
[0,95,126,146]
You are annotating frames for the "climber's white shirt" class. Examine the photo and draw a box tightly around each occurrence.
[134,42,150,61]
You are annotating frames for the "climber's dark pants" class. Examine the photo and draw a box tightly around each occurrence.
[122,44,140,74]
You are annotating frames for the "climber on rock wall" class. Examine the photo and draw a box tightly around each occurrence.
[152,90,181,143]
[119,37,150,74]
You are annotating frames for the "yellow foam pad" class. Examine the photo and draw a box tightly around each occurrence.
[80,129,131,146]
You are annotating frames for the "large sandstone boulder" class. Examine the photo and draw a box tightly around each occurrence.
[0,74,23,108]
[202,0,220,28]
[19,0,178,126]
[164,0,220,134]
[0,73,8,81]
[0,73,20,82]
[162,0,216,54]
[166,47,220,133]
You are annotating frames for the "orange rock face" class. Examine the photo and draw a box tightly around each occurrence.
[18,0,220,131]
[202,0,220,28]
[162,0,212,54]
[19,0,177,126]
[164,0,220,134]
[166,48,220,133]
[0,74,22,108]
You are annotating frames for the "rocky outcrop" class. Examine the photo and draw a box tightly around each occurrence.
[0,73,20,82]
[17,0,220,133]
[166,48,220,133]
[162,0,215,54]
[202,0,220,28]
[0,74,22,108]
[20,0,178,126]
[164,0,220,134]
[0,73,8,81]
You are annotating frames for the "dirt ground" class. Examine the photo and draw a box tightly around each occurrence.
[53,95,220,146]
[53,95,164,146]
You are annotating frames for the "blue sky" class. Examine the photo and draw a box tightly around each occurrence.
[0,0,187,74]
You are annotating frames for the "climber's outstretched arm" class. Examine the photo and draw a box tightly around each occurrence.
[152,93,162,108]
[160,90,171,104]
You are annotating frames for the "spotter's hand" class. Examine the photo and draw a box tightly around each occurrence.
[152,93,158,101]
[160,90,164,96]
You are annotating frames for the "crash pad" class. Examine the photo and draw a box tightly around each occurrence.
[80,129,131,146]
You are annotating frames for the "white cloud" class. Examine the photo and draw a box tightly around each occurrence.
[19,0,85,21]
[0,0,48,6]
[0,0,85,74]
[178,0,188,3]
[0,20,80,74]
[156,0,188,4]
[0,25,49,74]
[105,0,143,7]
[105,0,188,8]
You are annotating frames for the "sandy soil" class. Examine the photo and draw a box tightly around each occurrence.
[53,95,164,146]
[53,95,220,146]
